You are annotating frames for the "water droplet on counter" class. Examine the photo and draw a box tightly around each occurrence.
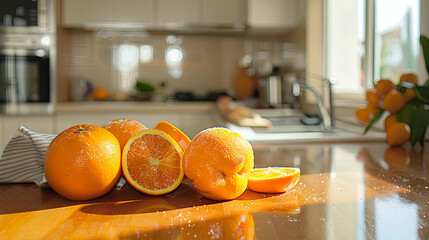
[321,180,324,183]
[425,186,428,189]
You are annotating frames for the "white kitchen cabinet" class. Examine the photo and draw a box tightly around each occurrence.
[0,116,55,152]
[62,0,154,28]
[158,0,247,28]
[158,0,201,25]
[248,0,300,29]
[61,0,248,29]
[203,0,247,26]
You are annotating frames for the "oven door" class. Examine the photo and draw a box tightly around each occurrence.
[0,48,50,104]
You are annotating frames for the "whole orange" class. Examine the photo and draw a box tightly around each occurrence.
[44,125,121,201]
[183,128,254,200]
[403,88,416,103]
[383,89,405,113]
[399,73,418,85]
[91,88,109,101]
[375,79,396,94]
[366,89,381,109]
[386,122,410,146]
[102,118,147,151]
[384,114,397,132]
[355,107,372,124]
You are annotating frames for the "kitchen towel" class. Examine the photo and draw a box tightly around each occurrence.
[0,125,126,189]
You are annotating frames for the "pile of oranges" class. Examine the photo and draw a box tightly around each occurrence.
[355,73,418,146]
[44,118,301,201]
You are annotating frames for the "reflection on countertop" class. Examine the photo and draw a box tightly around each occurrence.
[250,141,429,239]
[0,142,428,239]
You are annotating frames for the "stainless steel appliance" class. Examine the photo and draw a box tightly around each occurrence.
[0,0,54,33]
[0,0,55,114]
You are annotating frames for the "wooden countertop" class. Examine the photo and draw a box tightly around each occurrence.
[1,142,428,239]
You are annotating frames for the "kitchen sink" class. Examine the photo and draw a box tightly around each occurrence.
[226,109,386,144]
[252,115,323,133]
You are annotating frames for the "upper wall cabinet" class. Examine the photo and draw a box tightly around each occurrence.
[202,0,247,26]
[62,0,154,28]
[61,0,300,31]
[157,0,201,25]
[61,0,247,30]
[248,0,302,29]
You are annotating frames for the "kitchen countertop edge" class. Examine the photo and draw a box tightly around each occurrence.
[54,101,217,113]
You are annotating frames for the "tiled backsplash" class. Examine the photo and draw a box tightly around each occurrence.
[57,29,304,101]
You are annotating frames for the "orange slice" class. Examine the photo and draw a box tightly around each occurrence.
[154,121,191,151]
[248,167,300,193]
[122,129,184,195]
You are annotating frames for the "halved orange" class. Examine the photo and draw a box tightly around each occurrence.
[154,121,191,151]
[122,129,184,195]
[248,167,300,193]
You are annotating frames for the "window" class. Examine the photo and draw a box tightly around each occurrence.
[374,0,420,83]
[326,0,420,101]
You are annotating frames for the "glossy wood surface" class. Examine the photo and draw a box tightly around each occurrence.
[1,142,428,239]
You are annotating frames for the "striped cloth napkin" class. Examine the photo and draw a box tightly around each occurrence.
[0,125,126,189]
[0,126,53,187]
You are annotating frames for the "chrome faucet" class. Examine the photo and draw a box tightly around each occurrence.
[292,73,335,132]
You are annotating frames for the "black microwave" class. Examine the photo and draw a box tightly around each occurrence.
[0,0,53,33]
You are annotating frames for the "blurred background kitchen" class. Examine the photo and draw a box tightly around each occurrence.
[0,0,427,148]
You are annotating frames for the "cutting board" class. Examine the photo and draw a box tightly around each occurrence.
[217,96,272,128]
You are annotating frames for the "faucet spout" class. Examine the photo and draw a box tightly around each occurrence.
[292,79,333,132]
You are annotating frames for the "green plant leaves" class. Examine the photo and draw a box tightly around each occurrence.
[421,35,429,74]
[396,98,429,147]
[364,110,384,134]
[415,85,429,104]
[135,81,155,93]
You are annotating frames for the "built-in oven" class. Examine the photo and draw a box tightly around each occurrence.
[0,33,55,114]
[0,46,50,103]
[0,0,55,115]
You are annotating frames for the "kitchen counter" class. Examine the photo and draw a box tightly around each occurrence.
[54,101,217,113]
[1,142,428,239]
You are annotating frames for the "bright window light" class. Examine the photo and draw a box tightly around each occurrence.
[41,36,51,46]
[139,45,153,63]
[166,46,183,63]
[114,44,139,72]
